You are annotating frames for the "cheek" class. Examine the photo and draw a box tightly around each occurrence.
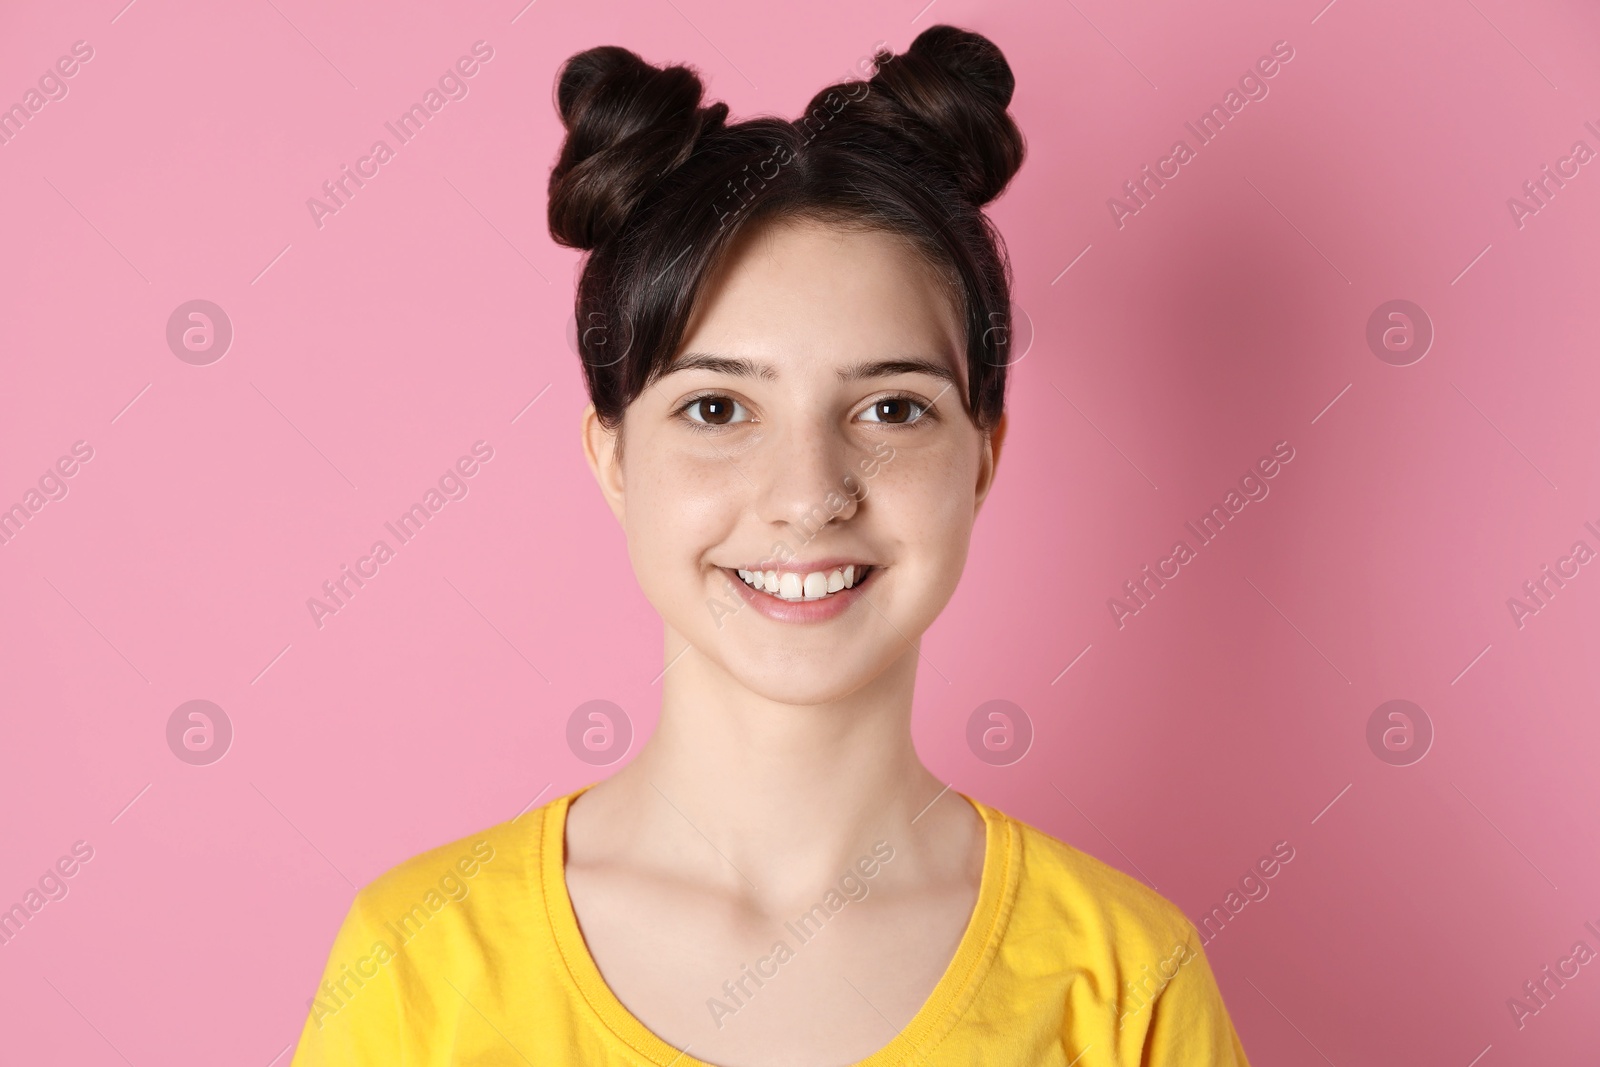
[623,447,744,587]
[870,444,979,583]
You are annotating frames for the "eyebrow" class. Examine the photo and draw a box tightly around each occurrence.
[665,352,961,388]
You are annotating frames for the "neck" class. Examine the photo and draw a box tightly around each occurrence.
[577,630,954,906]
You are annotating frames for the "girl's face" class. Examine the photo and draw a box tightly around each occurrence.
[583,217,1005,706]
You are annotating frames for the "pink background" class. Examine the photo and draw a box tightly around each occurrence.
[3,0,1598,1063]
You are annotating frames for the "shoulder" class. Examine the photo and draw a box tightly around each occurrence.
[981,800,1199,965]
[358,815,526,912]
[342,799,553,963]
[975,802,1253,1062]
[290,799,575,1065]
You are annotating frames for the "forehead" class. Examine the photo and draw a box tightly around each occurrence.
[676,216,965,374]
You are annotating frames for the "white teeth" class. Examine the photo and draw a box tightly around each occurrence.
[732,565,872,601]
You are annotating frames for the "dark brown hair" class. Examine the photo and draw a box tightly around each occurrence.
[547,25,1025,442]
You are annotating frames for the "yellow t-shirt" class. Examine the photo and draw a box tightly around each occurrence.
[290,788,1252,1066]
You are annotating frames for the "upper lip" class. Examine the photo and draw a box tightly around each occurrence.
[726,558,877,574]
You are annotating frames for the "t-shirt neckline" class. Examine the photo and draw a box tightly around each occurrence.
[538,784,1019,1067]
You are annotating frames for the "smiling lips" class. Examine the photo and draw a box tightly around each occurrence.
[734,563,873,602]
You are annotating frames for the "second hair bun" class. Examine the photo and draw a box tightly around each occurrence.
[848,25,1026,206]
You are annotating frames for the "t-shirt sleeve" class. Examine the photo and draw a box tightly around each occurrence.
[1141,931,1252,1066]
[288,889,404,1067]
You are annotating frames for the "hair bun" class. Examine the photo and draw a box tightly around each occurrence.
[866,25,1024,204]
[548,46,729,250]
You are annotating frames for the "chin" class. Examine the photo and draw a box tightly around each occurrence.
[731,663,886,707]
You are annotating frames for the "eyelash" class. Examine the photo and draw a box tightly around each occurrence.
[673,391,939,433]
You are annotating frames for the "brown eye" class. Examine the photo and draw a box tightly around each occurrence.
[682,394,749,427]
[860,396,929,425]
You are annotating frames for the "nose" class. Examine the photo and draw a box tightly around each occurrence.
[751,416,863,540]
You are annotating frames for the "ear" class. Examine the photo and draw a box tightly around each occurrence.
[581,403,626,524]
[973,410,1007,514]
